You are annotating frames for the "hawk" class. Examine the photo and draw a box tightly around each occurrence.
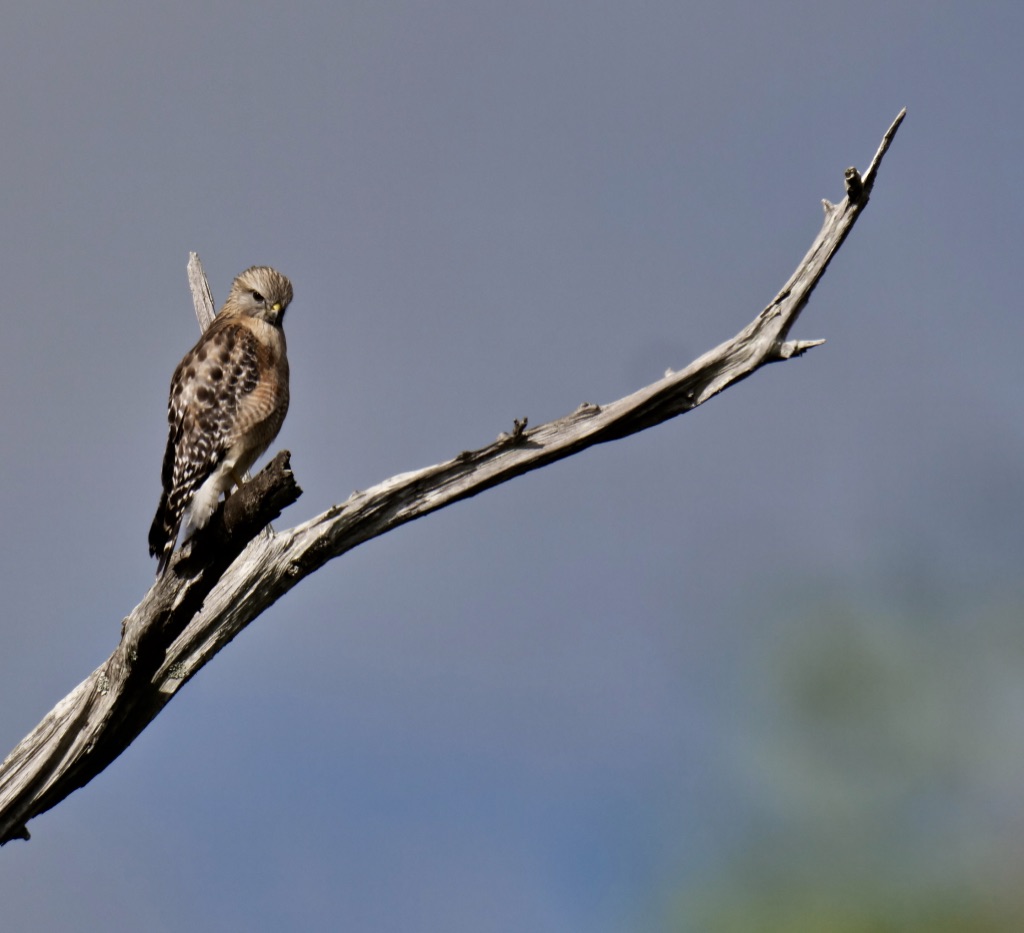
[149,266,293,575]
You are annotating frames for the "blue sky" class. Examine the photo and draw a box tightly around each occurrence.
[2,3,1023,930]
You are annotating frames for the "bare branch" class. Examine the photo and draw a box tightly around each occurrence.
[186,251,217,331]
[0,455,300,843]
[0,110,906,845]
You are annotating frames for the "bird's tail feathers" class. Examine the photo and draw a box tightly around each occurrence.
[149,493,181,577]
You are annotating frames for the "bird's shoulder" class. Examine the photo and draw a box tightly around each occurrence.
[169,318,261,415]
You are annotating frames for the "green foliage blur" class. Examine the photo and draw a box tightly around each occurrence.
[668,595,1024,932]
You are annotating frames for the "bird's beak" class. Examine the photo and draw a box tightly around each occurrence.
[272,302,283,313]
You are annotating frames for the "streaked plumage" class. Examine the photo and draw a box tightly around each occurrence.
[149,266,293,575]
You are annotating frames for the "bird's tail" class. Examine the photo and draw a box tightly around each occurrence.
[148,492,180,576]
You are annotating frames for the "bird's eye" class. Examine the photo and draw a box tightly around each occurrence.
[252,290,265,303]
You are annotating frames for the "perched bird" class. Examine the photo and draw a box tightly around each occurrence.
[149,266,293,575]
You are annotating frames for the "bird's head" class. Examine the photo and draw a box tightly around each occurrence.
[225,266,293,326]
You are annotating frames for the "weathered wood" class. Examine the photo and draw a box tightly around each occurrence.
[0,454,300,843]
[186,251,217,331]
[0,110,906,845]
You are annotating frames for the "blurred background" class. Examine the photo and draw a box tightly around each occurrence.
[1,3,1022,930]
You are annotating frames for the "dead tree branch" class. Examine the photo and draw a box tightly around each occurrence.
[0,109,906,845]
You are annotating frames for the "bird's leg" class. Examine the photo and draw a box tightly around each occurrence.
[221,468,245,503]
